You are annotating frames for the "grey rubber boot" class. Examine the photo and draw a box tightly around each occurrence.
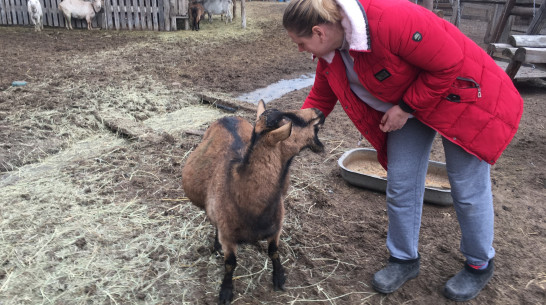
[372,256,420,294]
[443,259,494,302]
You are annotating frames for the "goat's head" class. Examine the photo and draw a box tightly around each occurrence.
[93,0,103,12]
[254,100,325,153]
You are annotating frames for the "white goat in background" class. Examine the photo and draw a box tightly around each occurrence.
[27,0,43,32]
[203,0,233,23]
[58,0,102,30]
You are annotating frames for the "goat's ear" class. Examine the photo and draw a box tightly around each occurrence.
[311,116,323,126]
[267,121,292,144]
[256,100,266,120]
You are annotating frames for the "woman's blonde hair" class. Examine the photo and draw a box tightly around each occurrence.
[283,0,341,37]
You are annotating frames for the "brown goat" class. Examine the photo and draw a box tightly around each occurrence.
[182,100,324,304]
[189,1,205,31]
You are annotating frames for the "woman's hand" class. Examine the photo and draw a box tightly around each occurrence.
[380,105,411,133]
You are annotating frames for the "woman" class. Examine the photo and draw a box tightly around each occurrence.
[283,0,523,301]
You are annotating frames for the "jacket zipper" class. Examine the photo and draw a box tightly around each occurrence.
[456,77,482,98]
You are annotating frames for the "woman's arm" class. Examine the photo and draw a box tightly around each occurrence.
[302,61,339,116]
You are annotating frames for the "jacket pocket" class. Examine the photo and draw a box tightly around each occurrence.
[444,77,482,103]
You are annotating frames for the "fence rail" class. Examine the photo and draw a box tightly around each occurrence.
[0,0,188,31]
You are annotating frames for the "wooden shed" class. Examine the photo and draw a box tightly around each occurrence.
[0,0,190,31]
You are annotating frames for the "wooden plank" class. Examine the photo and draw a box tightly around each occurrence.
[484,4,502,43]
[160,0,167,31]
[112,0,120,30]
[16,0,23,24]
[1,0,7,25]
[127,0,136,31]
[21,0,29,25]
[11,0,18,25]
[490,0,516,43]
[169,0,175,30]
[107,0,114,29]
[488,42,518,55]
[509,35,546,47]
[132,0,139,29]
[140,0,146,29]
[53,0,63,28]
[11,0,17,24]
[40,0,48,27]
[137,0,143,29]
[510,5,535,17]
[13,0,21,25]
[503,47,546,63]
[6,0,13,24]
[126,0,132,29]
[129,0,137,30]
[495,60,546,79]
[121,0,128,30]
[145,0,152,30]
[10,0,18,25]
[152,0,158,31]
[46,0,53,27]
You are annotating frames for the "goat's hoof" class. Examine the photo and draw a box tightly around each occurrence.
[273,274,286,291]
[218,288,233,305]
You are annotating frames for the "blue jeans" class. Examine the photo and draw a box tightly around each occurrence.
[385,119,495,266]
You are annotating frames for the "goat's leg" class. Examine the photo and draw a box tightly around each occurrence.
[86,17,92,30]
[213,229,222,253]
[64,15,71,30]
[218,243,237,305]
[268,237,286,291]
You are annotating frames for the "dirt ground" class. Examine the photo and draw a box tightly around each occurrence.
[0,2,544,304]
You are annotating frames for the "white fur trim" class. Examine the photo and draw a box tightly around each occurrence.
[336,0,370,51]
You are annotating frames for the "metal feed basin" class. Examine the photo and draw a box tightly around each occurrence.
[338,148,453,206]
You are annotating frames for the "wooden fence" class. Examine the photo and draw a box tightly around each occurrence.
[0,0,189,31]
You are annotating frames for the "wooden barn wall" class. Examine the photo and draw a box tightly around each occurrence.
[0,0,188,31]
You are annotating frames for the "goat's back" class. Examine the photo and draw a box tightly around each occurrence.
[182,116,252,210]
[202,0,232,16]
[59,0,99,18]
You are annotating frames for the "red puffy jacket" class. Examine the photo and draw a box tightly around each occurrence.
[302,0,523,169]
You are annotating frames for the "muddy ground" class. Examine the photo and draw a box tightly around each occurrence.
[0,2,544,304]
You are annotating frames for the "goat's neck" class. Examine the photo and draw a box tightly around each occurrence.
[235,142,296,185]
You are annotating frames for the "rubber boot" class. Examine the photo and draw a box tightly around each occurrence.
[372,256,420,294]
[443,259,494,301]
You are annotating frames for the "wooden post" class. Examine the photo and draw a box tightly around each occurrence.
[489,0,516,44]
[484,4,502,43]
[504,47,526,79]
[241,0,245,29]
[452,0,461,28]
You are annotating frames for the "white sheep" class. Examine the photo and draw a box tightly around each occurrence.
[27,0,43,32]
[182,100,325,304]
[58,0,102,30]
